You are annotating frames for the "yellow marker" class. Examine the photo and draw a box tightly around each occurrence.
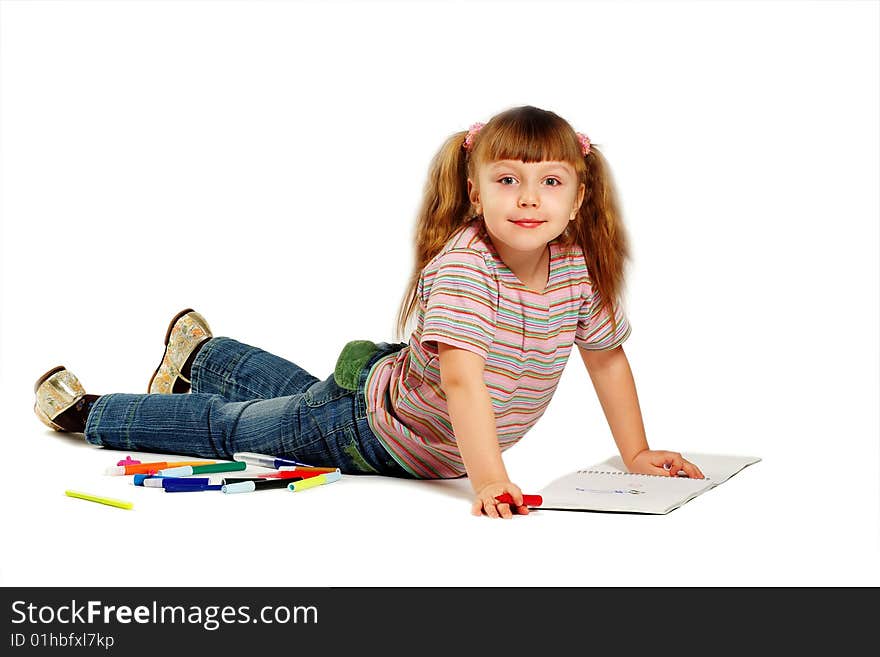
[65,490,134,510]
[288,471,342,492]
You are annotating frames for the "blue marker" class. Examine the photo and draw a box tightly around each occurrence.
[163,482,222,493]
[144,477,210,489]
[132,474,204,486]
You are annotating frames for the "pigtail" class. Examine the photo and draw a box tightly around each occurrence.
[567,145,631,337]
[394,130,473,340]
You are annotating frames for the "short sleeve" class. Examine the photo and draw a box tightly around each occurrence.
[419,249,499,360]
[575,284,632,351]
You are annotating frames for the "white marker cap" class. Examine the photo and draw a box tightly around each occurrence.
[143,479,165,488]
[221,481,256,494]
[104,466,126,476]
[157,466,191,477]
[233,452,276,468]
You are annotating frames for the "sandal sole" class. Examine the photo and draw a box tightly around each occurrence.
[147,308,204,393]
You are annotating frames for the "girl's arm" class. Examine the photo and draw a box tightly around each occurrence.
[578,345,704,478]
[445,381,507,487]
[438,343,528,517]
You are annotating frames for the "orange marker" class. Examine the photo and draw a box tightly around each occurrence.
[105,460,216,475]
[277,465,341,475]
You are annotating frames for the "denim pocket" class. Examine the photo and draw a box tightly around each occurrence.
[332,424,379,474]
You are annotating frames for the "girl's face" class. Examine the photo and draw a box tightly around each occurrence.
[468,159,585,256]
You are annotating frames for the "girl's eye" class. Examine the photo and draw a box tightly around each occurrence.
[497,177,562,186]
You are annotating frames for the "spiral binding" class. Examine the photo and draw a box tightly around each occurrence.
[578,469,712,481]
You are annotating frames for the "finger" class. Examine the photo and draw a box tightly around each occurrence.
[669,457,685,476]
[483,499,500,519]
[509,487,524,507]
[495,491,525,507]
[516,505,530,515]
[497,503,513,519]
[682,460,704,479]
[660,452,682,476]
[472,499,483,516]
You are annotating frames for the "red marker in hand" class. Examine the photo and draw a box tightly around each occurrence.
[495,493,543,507]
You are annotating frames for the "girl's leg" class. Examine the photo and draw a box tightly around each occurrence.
[84,343,413,477]
[189,337,319,401]
[86,392,308,462]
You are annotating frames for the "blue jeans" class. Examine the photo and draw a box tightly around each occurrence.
[84,337,414,478]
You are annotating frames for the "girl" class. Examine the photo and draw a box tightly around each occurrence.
[33,105,703,519]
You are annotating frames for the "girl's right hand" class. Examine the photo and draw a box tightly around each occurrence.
[472,481,530,519]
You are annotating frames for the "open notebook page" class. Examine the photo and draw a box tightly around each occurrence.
[536,453,761,514]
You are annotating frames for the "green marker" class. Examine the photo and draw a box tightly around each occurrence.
[158,462,247,477]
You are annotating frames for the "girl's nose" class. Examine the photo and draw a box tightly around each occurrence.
[518,189,539,207]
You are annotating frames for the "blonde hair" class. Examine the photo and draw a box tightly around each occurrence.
[394,105,631,341]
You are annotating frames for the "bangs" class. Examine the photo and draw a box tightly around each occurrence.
[476,106,584,171]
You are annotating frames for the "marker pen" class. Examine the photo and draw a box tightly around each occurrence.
[259,470,326,480]
[233,452,317,469]
[164,483,223,493]
[133,474,224,486]
[222,476,303,485]
[65,490,133,510]
[133,474,166,486]
[288,471,342,492]
[158,462,247,477]
[221,478,302,494]
[105,459,217,476]
[143,477,211,489]
[494,493,543,507]
[277,465,341,475]
[105,461,167,476]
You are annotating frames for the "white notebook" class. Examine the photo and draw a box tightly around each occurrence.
[536,452,760,514]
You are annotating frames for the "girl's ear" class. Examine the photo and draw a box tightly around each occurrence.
[468,177,480,208]
[574,182,586,214]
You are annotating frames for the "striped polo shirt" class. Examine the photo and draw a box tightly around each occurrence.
[364,218,632,479]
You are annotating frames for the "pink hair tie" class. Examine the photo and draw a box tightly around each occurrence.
[463,121,591,156]
[462,122,484,152]
[576,131,591,156]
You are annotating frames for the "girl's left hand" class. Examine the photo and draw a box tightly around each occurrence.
[628,450,704,479]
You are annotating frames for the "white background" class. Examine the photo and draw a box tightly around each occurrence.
[1,0,877,587]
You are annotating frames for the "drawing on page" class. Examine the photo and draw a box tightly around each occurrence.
[575,485,646,496]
